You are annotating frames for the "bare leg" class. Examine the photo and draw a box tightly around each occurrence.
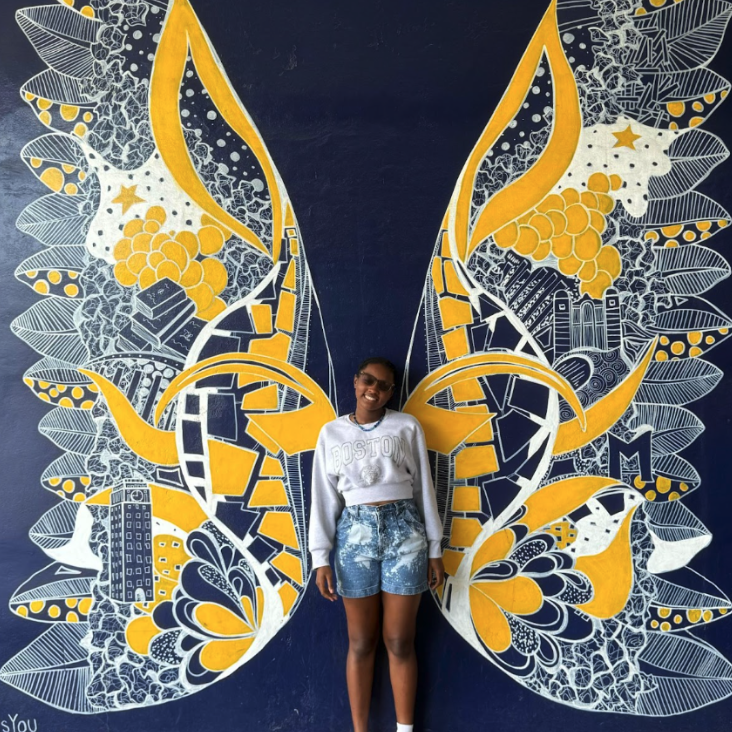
[343,594,382,732]
[382,592,422,726]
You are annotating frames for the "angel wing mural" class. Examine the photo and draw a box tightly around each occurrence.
[402,0,732,716]
[4,0,732,721]
[3,0,335,713]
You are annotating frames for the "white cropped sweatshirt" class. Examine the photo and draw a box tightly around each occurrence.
[308,409,443,569]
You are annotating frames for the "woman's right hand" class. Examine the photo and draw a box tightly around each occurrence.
[315,566,338,601]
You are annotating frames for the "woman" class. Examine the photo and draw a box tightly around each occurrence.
[309,357,445,732]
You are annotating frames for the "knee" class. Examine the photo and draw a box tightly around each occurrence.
[348,634,378,660]
[383,632,414,660]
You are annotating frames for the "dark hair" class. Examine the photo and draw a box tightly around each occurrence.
[356,357,398,384]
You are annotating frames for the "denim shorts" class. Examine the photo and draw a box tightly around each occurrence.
[334,499,429,598]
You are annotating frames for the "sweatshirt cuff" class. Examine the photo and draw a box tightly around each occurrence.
[310,550,331,570]
[428,540,442,559]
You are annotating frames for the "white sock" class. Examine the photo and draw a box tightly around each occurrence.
[396,724,414,732]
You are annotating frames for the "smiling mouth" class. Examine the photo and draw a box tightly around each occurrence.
[363,394,379,402]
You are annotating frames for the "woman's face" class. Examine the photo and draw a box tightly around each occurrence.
[353,362,394,417]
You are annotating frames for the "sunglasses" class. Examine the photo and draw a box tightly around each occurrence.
[356,371,395,392]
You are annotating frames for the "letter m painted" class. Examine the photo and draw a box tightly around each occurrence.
[607,430,653,483]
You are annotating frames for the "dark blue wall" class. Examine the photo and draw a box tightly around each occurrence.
[2,1,732,730]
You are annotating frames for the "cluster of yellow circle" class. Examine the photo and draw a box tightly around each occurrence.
[28,155,86,197]
[665,92,728,130]
[15,596,92,621]
[646,220,729,248]
[633,474,689,502]
[113,207,230,321]
[24,379,98,409]
[492,173,623,300]
[650,606,726,632]
[24,267,81,298]
[24,93,93,136]
[655,329,729,362]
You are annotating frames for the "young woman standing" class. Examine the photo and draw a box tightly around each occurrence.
[309,357,445,732]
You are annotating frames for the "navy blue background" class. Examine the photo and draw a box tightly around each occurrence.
[1,1,732,729]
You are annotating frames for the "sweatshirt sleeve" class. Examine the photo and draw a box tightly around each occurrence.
[308,427,343,570]
[408,420,443,559]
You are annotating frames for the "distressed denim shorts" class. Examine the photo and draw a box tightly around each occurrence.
[334,499,429,598]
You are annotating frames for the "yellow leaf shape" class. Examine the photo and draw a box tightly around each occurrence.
[195,602,254,636]
[79,369,178,466]
[199,637,255,672]
[519,476,620,534]
[553,338,656,455]
[473,577,543,616]
[150,0,283,259]
[469,586,512,653]
[576,508,637,619]
[126,615,160,656]
[470,528,515,575]
[150,483,207,532]
[454,0,581,262]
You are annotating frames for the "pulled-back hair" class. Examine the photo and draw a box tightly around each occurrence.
[356,357,398,384]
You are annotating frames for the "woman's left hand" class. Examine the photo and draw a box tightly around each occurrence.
[427,557,445,591]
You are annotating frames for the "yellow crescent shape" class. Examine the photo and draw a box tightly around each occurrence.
[519,475,621,534]
[403,352,585,455]
[552,338,657,456]
[452,0,581,262]
[79,369,179,466]
[150,0,283,259]
[576,507,637,618]
[154,352,327,423]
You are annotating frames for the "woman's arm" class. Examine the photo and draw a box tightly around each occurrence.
[308,429,342,599]
[408,420,443,558]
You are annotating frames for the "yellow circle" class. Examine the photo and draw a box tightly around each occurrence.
[645,490,657,501]
[650,620,659,628]
[660,622,671,632]
[65,598,78,608]
[673,614,682,624]
[705,335,715,344]
[81,476,91,486]
[658,607,671,618]
[34,281,49,295]
[64,284,79,297]
[703,610,713,622]
[689,347,703,358]
[47,605,60,618]
[78,598,92,614]
[30,600,44,613]
[671,341,685,355]
[66,611,79,623]
[72,386,84,399]
[63,480,75,493]
[58,397,74,408]
[655,351,668,362]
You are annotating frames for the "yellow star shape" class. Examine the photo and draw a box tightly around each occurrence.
[612,125,642,150]
[112,184,146,214]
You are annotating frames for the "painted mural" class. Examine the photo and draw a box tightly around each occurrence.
[402,0,732,717]
[2,0,732,723]
[2,0,336,713]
